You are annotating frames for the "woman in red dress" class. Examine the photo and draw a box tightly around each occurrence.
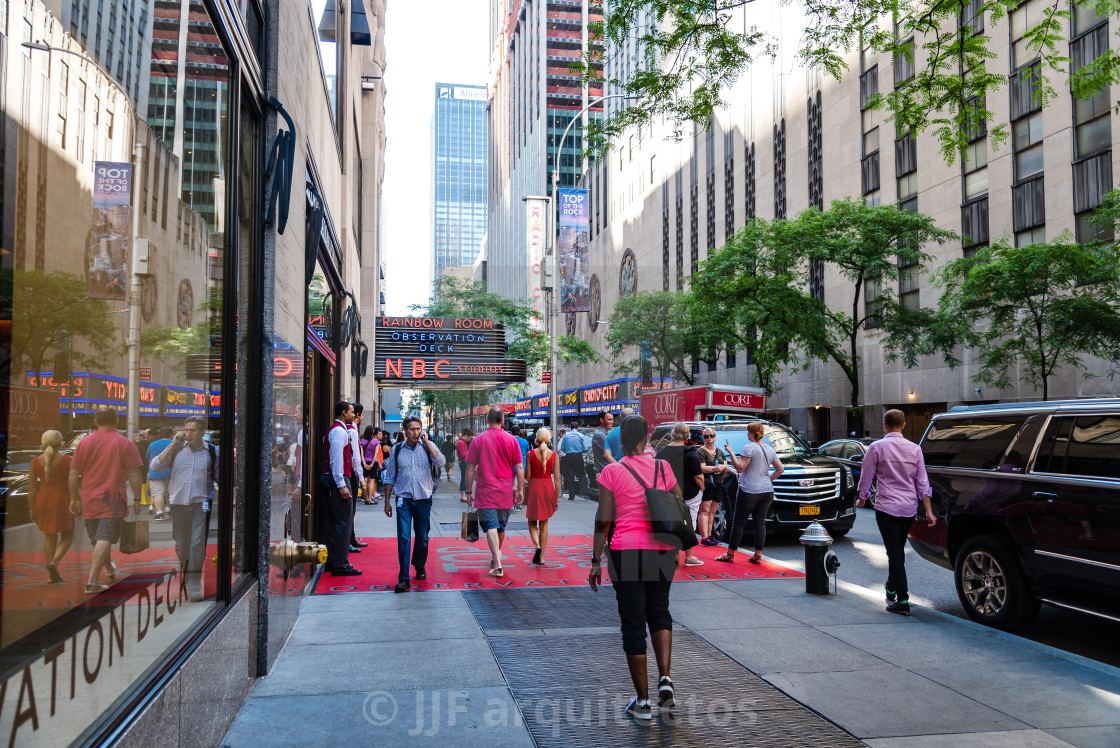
[28,430,74,584]
[526,427,561,565]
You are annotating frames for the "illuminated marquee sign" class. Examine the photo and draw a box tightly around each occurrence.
[374,317,526,389]
[578,378,673,416]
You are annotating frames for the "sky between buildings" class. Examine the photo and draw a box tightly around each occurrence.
[382,0,489,316]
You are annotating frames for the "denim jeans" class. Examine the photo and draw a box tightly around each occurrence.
[396,497,432,580]
[170,502,209,594]
[560,453,585,499]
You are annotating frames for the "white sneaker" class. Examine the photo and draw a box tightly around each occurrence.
[684,556,704,566]
[625,696,651,722]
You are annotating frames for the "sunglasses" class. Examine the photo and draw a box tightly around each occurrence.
[703,434,715,438]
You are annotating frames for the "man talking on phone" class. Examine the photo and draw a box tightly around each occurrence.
[382,416,445,592]
[151,416,218,602]
[856,409,937,616]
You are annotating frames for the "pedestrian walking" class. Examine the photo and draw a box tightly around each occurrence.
[856,409,937,615]
[145,427,174,521]
[525,427,561,564]
[559,423,589,500]
[440,434,457,482]
[589,414,680,721]
[591,410,615,478]
[360,425,379,505]
[347,403,367,552]
[382,416,445,593]
[718,422,784,564]
[150,417,218,602]
[605,407,633,464]
[28,430,73,584]
[321,401,360,576]
[68,407,144,595]
[696,427,730,545]
[464,407,525,578]
[655,422,705,567]
[457,429,472,501]
[514,428,531,470]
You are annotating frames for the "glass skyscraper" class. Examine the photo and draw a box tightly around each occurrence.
[431,83,488,284]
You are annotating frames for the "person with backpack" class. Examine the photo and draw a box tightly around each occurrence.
[382,416,445,592]
[150,416,219,602]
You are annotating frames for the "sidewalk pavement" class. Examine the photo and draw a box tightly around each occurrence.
[222,475,1120,747]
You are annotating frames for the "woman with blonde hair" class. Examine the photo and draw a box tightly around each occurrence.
[28,430,74,583]
[718,421,784,564]
[525,426,561,565]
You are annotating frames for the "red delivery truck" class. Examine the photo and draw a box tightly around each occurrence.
[640,383,765,427]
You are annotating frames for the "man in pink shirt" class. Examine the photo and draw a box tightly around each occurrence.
[464,408,524,577]
[857,409,937,616]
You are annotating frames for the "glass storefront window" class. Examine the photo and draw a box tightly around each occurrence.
[0,1,243,742]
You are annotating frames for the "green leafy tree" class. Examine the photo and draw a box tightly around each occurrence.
[8,270,117,379]
[688,219,820,394]
[928,237,1120,400]
[582,0,1119,163]
[775,199,956,421]
[139,297,222,375]
[606,290,696,385]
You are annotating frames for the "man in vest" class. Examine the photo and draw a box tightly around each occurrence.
[323,400,361,576]
[348,402,368,552]
[382,415,445,592]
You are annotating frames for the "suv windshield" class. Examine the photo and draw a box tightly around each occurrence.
[652,422,813,457]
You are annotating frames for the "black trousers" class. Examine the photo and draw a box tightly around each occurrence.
[349,476,360,546]
[560,453,584,499]
[323,483,351,569]
[608,548,678,655]
[876,510,915,600]
[727,489,774,552]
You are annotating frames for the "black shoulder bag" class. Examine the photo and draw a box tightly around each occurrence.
[620,459,698,550]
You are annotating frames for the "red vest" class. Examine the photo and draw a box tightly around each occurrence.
[323,422,353,478]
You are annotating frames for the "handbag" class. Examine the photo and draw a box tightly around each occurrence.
[620,459,698,550]
[460,510,479,543]
[120,517,150,554]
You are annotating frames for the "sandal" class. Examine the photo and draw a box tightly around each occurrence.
[488,566,504,577]
[714,553,735,563]
[747,556,763,564]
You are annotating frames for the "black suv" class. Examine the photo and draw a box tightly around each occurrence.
[909,400,1120,631]
[649,421,859,539]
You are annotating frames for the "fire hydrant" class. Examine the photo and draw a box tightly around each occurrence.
[799,521,840,595]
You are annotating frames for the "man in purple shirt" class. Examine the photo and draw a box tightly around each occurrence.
[856,409,937,616]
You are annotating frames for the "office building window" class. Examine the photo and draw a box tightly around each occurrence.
[744,142,756,220]
[773,119,786,218]
[963,140,988,199]
[1013,112,1043,181]
[1010,0,1044,69]
[897,178,919,310]
[1016,226,1045,246]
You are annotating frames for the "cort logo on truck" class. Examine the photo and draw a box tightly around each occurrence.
[653,393,678,416]
[711,391,764,409]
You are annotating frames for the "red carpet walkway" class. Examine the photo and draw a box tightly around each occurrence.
[313,534,803,594]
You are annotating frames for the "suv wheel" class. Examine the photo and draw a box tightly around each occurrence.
[954,534,1040,631]
[711,503,729,542]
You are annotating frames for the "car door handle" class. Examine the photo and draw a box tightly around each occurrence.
[1032,491,1058,502]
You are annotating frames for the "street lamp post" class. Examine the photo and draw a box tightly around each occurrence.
[548,94,635,438]
[23,41,145,438]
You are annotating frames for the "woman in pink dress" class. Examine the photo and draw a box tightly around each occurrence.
[525,427,561,565]
[28,430,74,584]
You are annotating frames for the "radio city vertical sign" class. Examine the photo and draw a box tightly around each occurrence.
[374,317,527,387]
[525,197,548,330]
[558,189,590,313]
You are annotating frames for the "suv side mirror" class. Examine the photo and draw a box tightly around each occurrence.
[849,454,863,463]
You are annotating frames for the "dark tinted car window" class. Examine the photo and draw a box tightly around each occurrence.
[922,416,1027,469]
[842,443,864,459]
[820,442,843,457]
[1035,417,1072,474]
[1064,416,1120,479]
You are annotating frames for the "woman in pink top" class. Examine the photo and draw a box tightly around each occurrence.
[589,414,681,722]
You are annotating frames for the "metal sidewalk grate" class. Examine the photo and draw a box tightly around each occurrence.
[465,588,617,630]
[467,590,864,748]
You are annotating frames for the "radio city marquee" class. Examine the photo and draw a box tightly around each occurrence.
[374,317,526,388]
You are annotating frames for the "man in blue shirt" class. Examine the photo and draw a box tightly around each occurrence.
[559,424,588,500]
[604,407,635,464]
[515,428,531,471]
[382,415,446,592]
[145,427,174,521]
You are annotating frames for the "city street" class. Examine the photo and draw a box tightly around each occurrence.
[221,484,1120,747]
[759,509,1120,670]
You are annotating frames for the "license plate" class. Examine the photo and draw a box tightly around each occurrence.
[799,506,821,516]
